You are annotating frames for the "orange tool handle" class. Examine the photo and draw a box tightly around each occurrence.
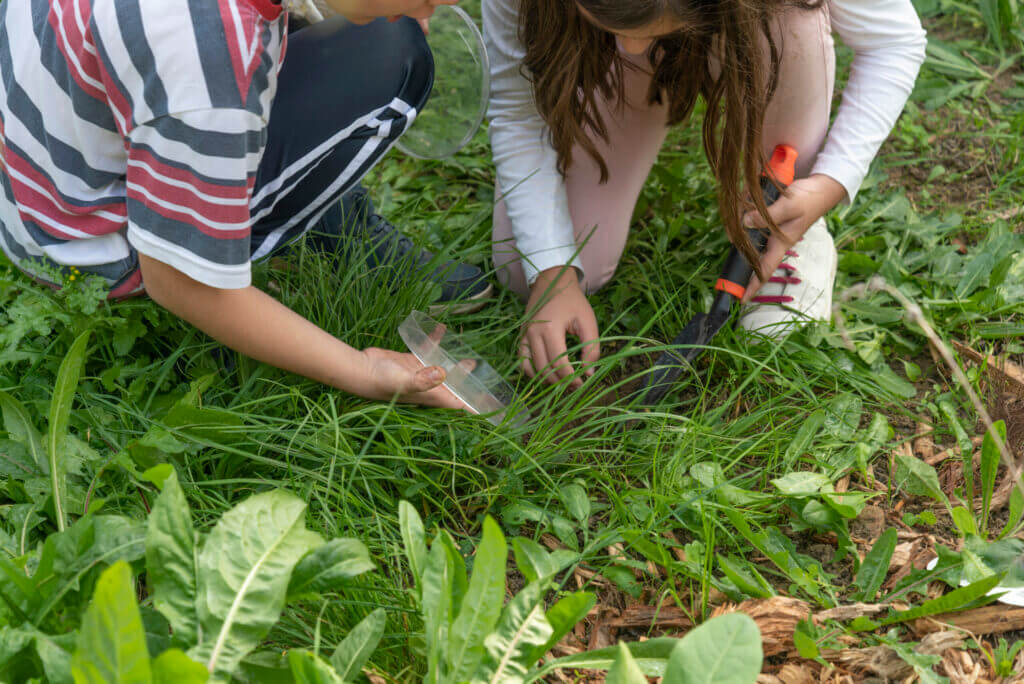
[713,144,799,301]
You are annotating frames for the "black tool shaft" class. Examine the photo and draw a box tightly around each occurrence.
[639,152,794,406]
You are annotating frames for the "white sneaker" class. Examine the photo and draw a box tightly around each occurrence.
[738,217,838,338]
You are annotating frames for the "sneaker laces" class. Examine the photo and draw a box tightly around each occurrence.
[752,249,801,304]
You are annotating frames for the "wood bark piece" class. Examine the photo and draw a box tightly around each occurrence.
[911,604,1024,637]
[711,597,812,657]
[914,422,936,462]
[813,603,888,623]
[605,597,811,658]
[825,631,962,681]
[606,603,694,630]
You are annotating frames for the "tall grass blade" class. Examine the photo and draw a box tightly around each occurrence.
[980,421,1006,535]
[48,330,91,532]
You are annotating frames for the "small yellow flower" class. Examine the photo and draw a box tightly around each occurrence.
[68,274,76,281]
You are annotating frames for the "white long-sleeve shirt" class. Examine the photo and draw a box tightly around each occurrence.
[483,0,928,285]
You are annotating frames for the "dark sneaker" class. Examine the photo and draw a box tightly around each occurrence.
[307,185,493,314]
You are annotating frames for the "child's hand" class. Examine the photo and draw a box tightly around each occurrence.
[521,266,600,386]
[740,174,847,301]
[362,348,466,409]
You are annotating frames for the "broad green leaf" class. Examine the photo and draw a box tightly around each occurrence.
[421,537,454,684]
[0,439,43,480]
[849,616,879,632]
[792,626,819,660]
[853,528,896,602]
[0,390,46,472]
[287,538,374,599]
[559,484,590,523]
[48,330,91,532]
[399,501,427,592]
[481,582,553,684]
[189,490,322,678]
[438,530,469,621]
[878,574,1003,626]
[0,626,34,669]
[771,472,831,496]
[893,450,947,505]
[824,393,861,441]
[980,421,1006,535]
[141,464,174,490]
[961,549,996,585]
[32,630,73,684]
[606,643,648,684]
[822,492,871,519]
[33,515,147,626]
[71,561,152,684]
[146,471,199,647]
[512,537,576,584]
[151,650,208,684]
[664,613,762,684]
[529,591,597,663]
[330,608,386,681]
[956,251,996,299]
[783,410,824,468]
[951,507,978,538]
[718,555,773,599]
[536,638,678,679]
[289,651,343,684]
[449,517,507,681]
[1002,485,1024,539]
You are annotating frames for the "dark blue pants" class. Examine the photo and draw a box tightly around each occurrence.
[247,17,433,261]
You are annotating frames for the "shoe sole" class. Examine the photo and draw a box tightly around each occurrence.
[428,282,495,315]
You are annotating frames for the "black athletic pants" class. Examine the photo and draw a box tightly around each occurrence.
[247,17,433,261]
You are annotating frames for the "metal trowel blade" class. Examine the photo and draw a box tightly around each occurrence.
[638,311,731,405]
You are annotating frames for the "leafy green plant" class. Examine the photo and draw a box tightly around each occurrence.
[71,561,208,683]
[569,613,762,684]
[981,638,1024,678]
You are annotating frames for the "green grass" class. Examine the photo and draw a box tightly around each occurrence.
[0,0,1022,680]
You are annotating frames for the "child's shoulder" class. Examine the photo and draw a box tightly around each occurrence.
[91,0,286,118]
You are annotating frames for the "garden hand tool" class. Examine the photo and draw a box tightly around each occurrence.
[639,144,798,405]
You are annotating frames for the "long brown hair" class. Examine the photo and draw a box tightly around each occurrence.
[517,0,822,276]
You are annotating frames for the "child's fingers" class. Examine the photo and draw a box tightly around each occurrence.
[524,330,549,379]
[573,315,601,376]
[542,328,578,385]
[409,365,446,394]
[742,196,802,229]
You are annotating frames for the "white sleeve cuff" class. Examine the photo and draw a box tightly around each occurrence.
[810,156,864,206]
[521,247,585,287]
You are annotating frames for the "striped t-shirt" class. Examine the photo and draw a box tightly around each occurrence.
[0,0,287,296]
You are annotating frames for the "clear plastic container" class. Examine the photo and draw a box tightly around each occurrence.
[395,5,490,160]
[399,311,528,426]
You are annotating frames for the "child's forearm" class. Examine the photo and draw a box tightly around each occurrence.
[138,254,373,396]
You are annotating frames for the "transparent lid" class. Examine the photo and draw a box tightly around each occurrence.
[399,311,528,426]
[395,5,490,160]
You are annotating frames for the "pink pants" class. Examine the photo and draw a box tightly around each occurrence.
[493,5,836,298]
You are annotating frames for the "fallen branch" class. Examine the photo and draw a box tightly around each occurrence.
[912,604,1024,637]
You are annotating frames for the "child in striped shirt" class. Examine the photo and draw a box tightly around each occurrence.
[0,0,488,407]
